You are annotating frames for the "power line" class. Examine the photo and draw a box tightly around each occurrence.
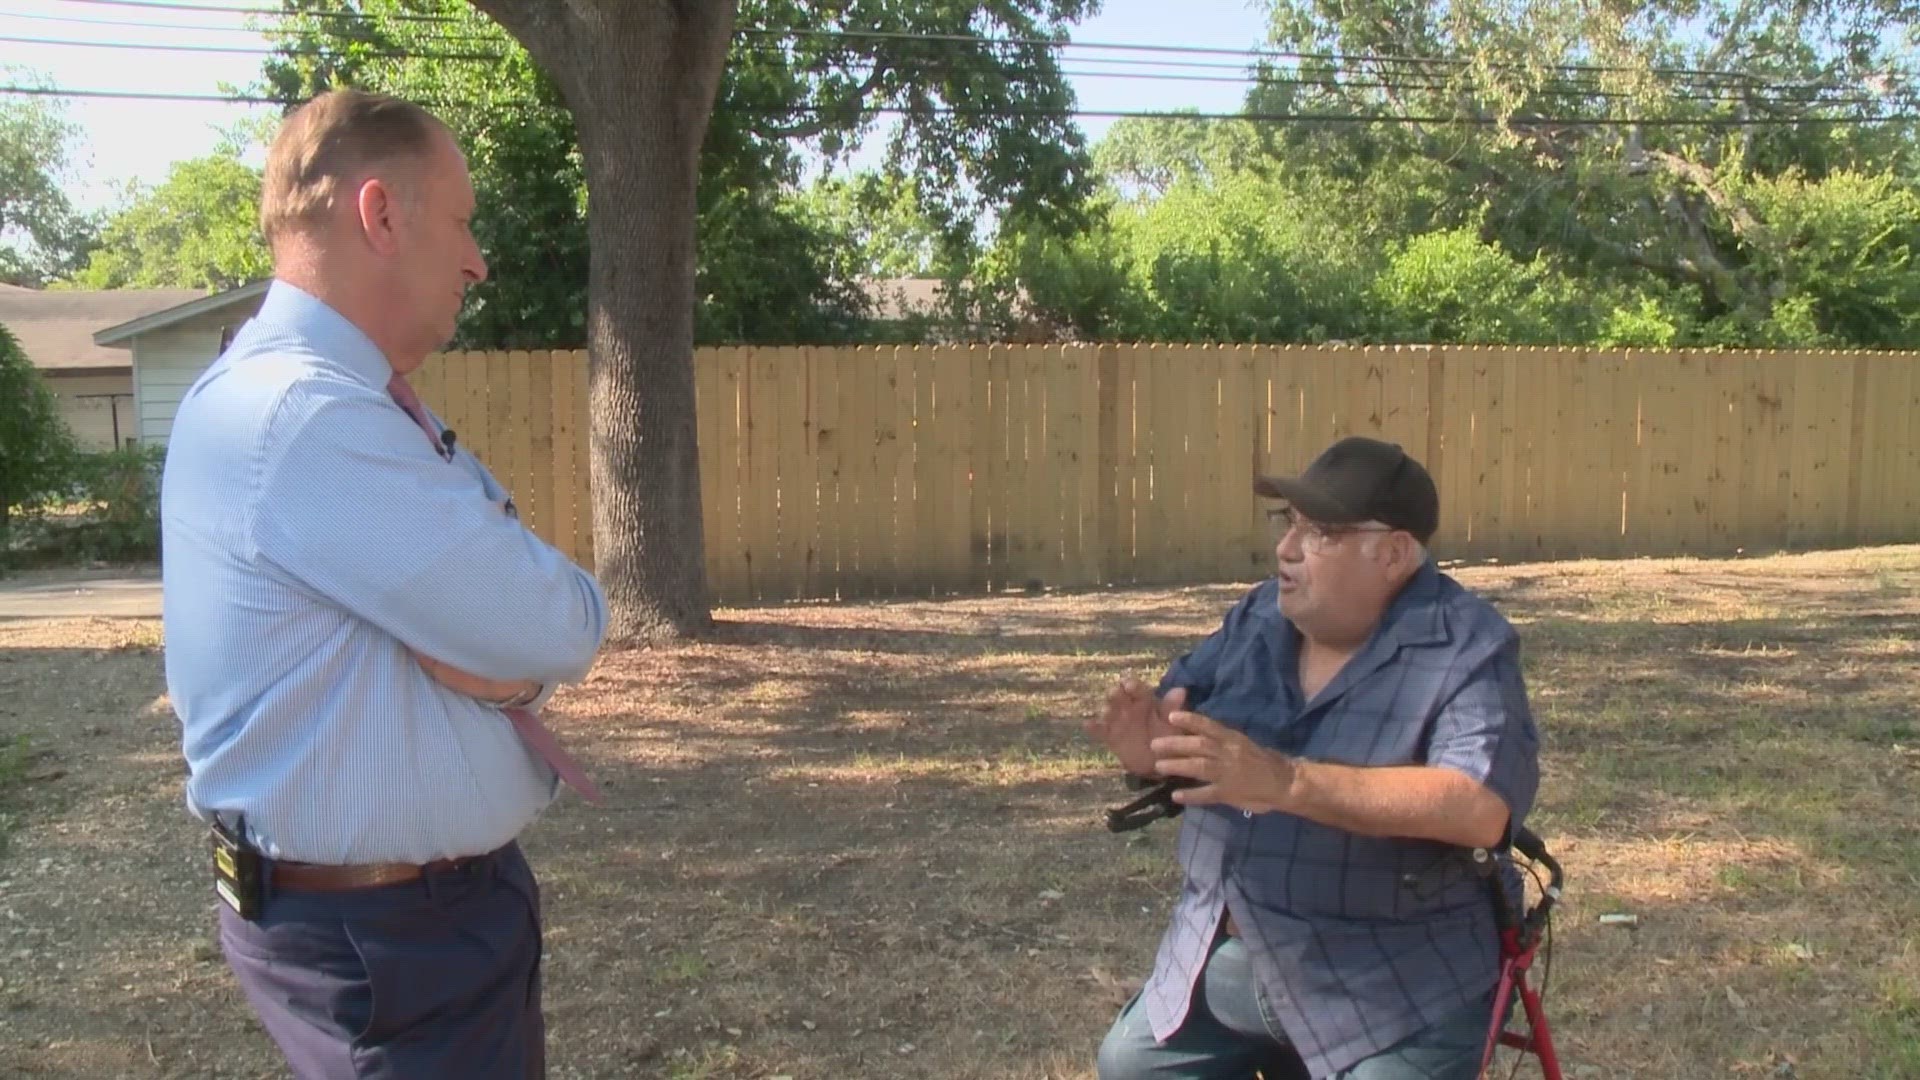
[53,0,468,24]
[48,1,1873,87]
[4,83,1912,126]
[0,34,1279,87]
[908,52,1262,74]
[17,8,1848,94]
[737,27,1776,84]
[0,50,1877,110]
[0,20,1737,86]
[3,7,503,46]
[0,9,269,33]
[1050,67,1883,106]
[5,7,1302,74]
[0,33,505,62]
[785,105,1917,126]
[0,85,287,103]
[3,31,1895,107]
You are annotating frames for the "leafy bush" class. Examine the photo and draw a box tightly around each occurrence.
[1370,227,1588,345]
[3,444,164,570]
[64,444,164,563]
[0,322,77,551]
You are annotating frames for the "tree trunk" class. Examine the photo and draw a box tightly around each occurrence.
[469,0,735,643]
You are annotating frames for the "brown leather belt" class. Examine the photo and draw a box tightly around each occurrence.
[268,853,488,893]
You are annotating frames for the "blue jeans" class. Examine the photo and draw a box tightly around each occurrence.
[1096,935,1496,1080]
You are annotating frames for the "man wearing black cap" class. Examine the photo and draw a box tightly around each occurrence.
[1085,436,1541,1080]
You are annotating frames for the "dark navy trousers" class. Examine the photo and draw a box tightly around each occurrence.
[216,842,544,1079]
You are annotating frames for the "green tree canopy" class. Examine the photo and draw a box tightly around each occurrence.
[0,74,97,287]
[69,153,270,291]
[252,0,1097,349]
[797,171,950,280]
[993,0,1920,349]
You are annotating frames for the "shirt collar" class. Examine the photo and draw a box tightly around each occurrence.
[1378,556,1449,649]
[253,278,394,390]
[1262,556,1449,646]
[1274,549,1451,668]
[1272,556,1451,708]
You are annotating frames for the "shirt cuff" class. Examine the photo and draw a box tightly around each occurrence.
[522,682,559,713]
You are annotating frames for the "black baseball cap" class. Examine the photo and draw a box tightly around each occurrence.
[1253,436,1439,543]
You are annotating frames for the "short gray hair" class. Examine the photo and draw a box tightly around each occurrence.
[260,89,444,246]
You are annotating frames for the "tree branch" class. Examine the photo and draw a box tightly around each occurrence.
[1590,230,1698,281]
[464,0,576,63]
[1370,60,1512,188]
[1647,149,1764,243]
[750,59,892,141]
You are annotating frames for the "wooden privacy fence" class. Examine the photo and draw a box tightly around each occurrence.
[408,344,1920,604]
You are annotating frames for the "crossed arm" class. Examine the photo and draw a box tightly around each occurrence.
[255,387,607,706]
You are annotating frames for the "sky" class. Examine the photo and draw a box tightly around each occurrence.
[0,0,1273,215]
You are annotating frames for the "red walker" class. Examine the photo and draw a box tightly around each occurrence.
[1103,783,1567,1079]
[1473,827,1566,1080]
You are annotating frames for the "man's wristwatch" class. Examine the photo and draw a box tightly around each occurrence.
[490,683,544,709]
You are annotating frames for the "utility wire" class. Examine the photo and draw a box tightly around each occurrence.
[3,31,1897,107]
[0,65,1884,110]
[0,9,273,33]
[50,0,1884,87]
[4,83,1913,125]
[54,0,472,24]
[2,9,1311,71]
[23,8,1880,93]
[9,3,506,43]
[740,26,1782,83]
[0,86,288,103]
[0,33,505,61]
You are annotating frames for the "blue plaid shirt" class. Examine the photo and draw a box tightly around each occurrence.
[1140,559,1540,1078]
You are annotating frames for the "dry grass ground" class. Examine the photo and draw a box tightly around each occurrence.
[2,547,1918,1079]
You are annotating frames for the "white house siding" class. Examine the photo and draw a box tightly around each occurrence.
[135,326,223,446]
[44,372,137,450]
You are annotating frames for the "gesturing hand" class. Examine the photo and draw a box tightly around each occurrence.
[1085,678,1185,778]
[1150,710,1295,815]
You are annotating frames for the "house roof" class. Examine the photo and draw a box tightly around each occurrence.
[861,277,946,321]
[0,285,208,374]
[93,278,272,348]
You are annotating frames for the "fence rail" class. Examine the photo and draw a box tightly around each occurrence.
[408,344,1920,604]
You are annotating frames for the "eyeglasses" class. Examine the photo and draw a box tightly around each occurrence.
[1265,506,1395,554]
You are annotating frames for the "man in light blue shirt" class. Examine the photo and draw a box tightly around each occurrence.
[162,89,606,1079]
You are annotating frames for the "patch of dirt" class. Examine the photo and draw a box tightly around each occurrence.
[4,547,1920,1078]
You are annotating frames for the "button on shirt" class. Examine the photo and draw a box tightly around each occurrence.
[161,280,608,866]
[1139,560,1540,1079]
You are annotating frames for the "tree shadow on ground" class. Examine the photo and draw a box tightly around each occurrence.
[7,551,1920,1077]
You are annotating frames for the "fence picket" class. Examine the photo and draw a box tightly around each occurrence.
[416,345,1920,600]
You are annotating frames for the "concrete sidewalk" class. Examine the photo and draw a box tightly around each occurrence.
[0,567,162,620]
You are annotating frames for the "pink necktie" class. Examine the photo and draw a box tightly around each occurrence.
[388,373,605,805]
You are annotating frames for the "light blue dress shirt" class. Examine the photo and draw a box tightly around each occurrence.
[160,280,608,865]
